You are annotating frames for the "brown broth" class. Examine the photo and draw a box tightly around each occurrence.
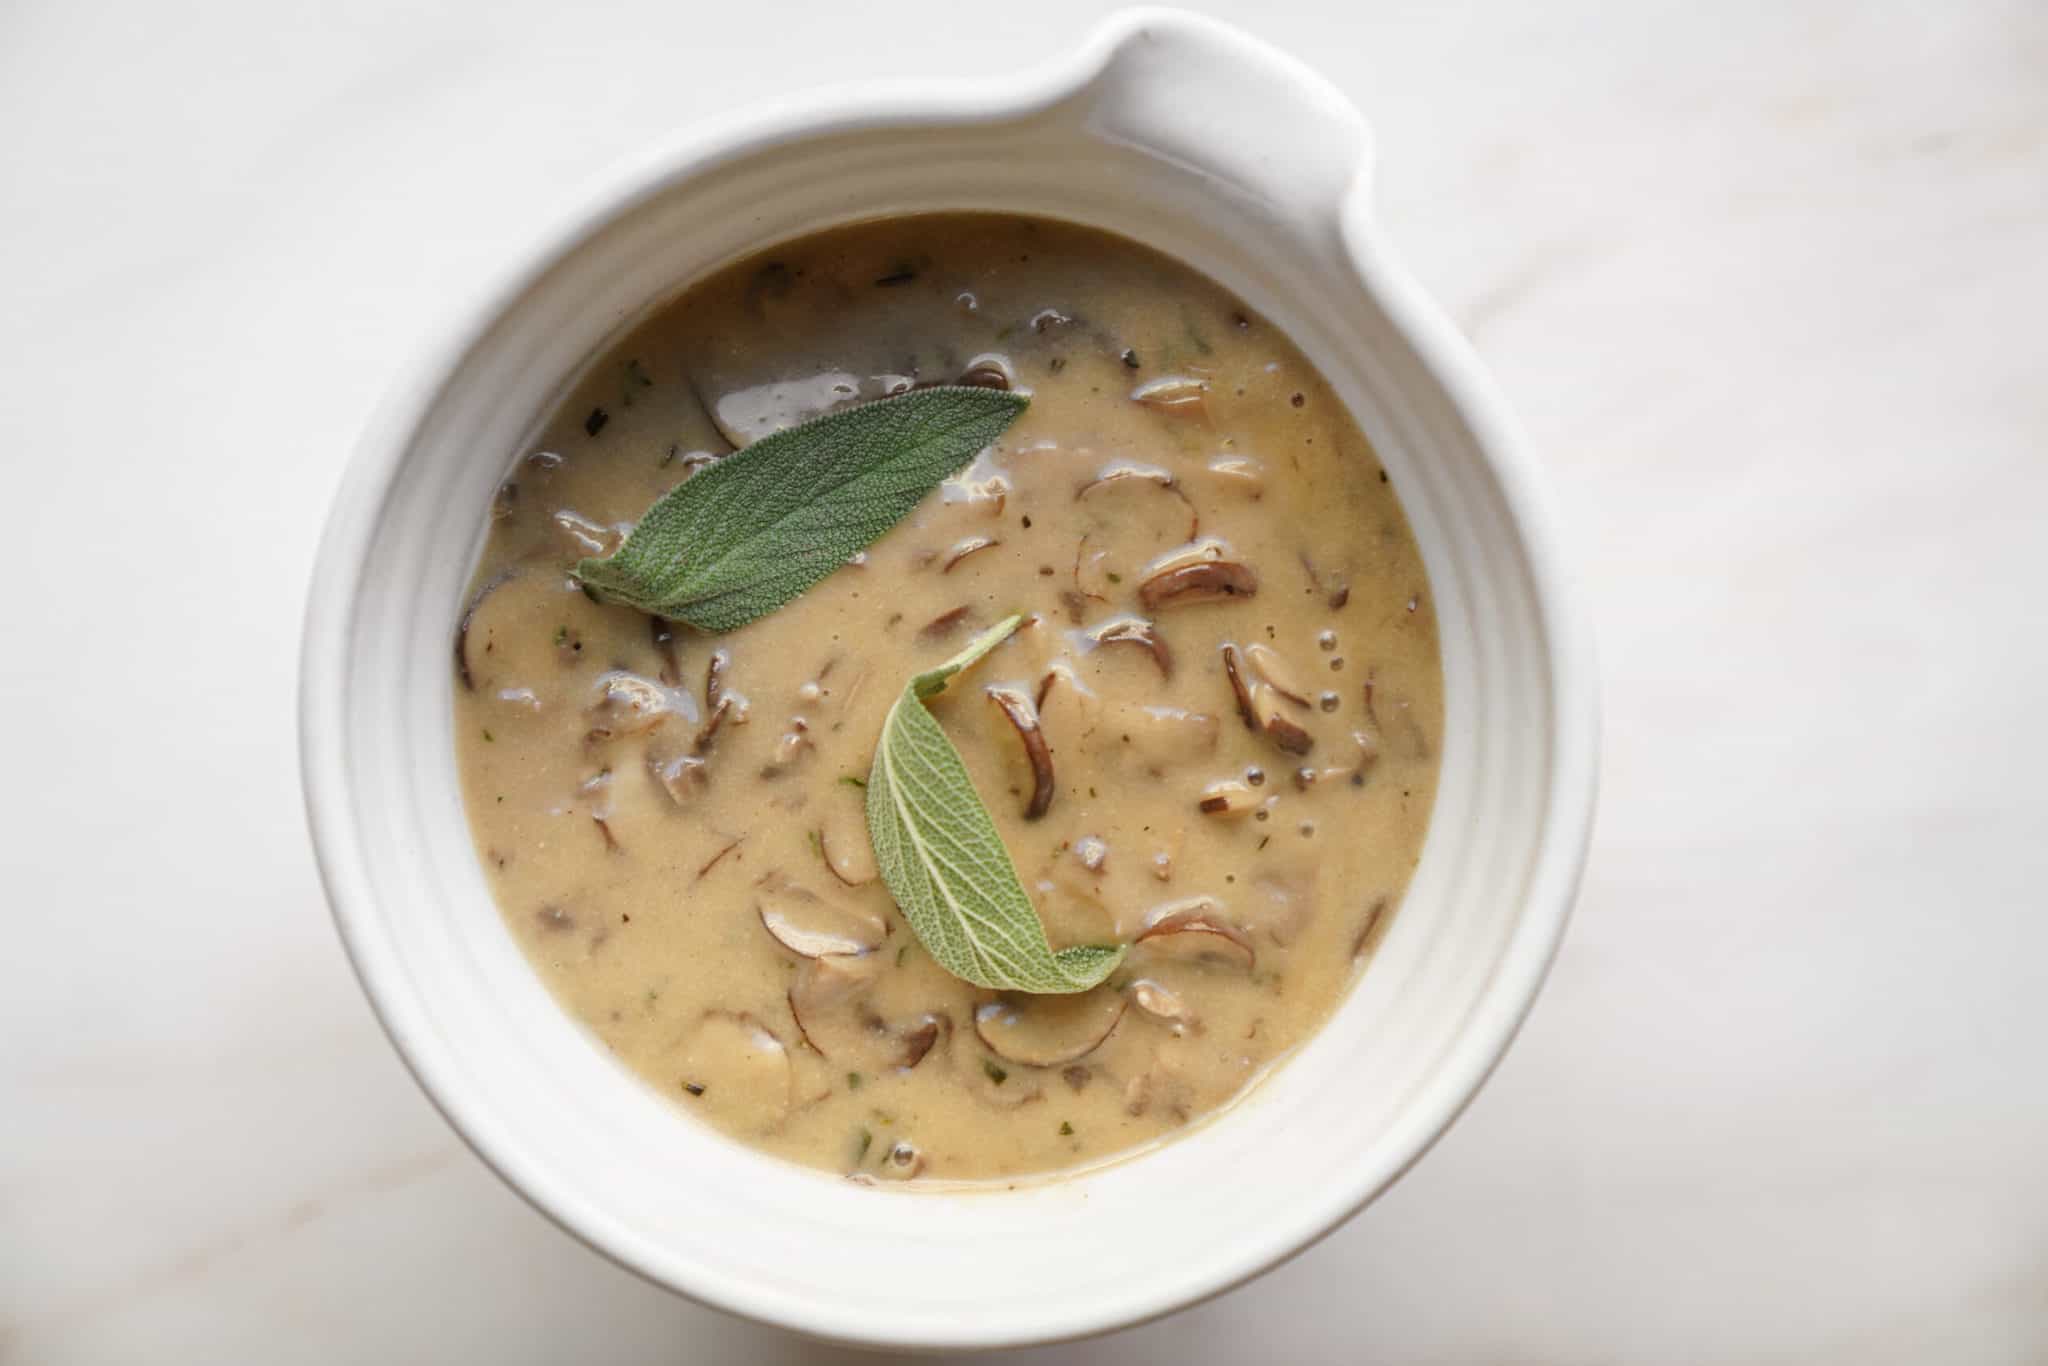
[452,215,1441,1183]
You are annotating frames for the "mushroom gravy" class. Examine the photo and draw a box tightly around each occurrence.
[452,215,1441,1182]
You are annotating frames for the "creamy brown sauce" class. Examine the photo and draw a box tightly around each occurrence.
[453,215,1441,1183]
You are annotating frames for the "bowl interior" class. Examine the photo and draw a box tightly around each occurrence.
[303,43,1590,1352]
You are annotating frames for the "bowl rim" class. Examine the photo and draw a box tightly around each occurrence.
[299,7,1599,1349]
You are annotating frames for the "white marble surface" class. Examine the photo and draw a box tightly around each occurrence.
[4,0,2045,1360]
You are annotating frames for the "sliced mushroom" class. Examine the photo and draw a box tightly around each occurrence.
[1075,461,1200,541]
[1221,643,1314,755]
[778,932,952,1075]
[1034,659,1103,740]
[648,749,707,805]
[877,1140,927,1180]
[941,535,1002,573]
[1135,899,1256,971]
[986,685,1054,820]
[973,989,1127,1068]
[1255,691,1315,756]
[1245,643,1311,706]
[674,1011,793,1132]
[757,885,886,959]
[694,692,750,753]
[919,605,974,640]
[813,816,878,887]
[692,836,744,882]
[955,354,1014,391]
[1127,979,1195,1033]
[1196,778,1259,818]
[760,717,814,777]
[757,901,876,958]
[704,369,870,448]
[1206,453,1265,498]
[1130,375,1210,419]
[588,671,693,741]
[454,570,518,692]
[897,1013,947,1068]
[785,951,893,1062]
[704,648,730,707]
[1080,616,1173,679]
[1221,644,1259,731]
[1138,559,1258,612]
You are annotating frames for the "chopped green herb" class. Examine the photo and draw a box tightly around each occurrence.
[574,388,1027,631]
[854,1126,874,1162]
[1059,1121,1074,1137]
[553,624,569,646]
[846,1071,863,1091]
[896,944,910,967]
[1105,571,1122,584]
[584,407,609,437]
[982,1058,1009,1086]
[481,728,494,742]
[840,774,868,789]
[865,617,1124,993]
[1121,348,1140,369]
[871,1108,895,1125]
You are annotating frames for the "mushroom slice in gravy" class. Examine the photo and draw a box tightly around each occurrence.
[1138,557,1258,612]
[757,885,886,959]
[973,989,1128,1068]
[985,685,1055,820]
[1135,899,1258,971]
[786,953,905,1068]
[1127,979,1196,1033]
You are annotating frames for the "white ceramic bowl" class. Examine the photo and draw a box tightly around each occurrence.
[300,8,1597,1351]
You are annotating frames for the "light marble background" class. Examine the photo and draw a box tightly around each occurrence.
[4,0,2044,1360]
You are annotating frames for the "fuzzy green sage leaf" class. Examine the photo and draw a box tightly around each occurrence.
[866,616,1126,994]
[572,387,1027,632]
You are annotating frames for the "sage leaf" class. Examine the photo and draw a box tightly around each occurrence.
[866,616,1126,994]
[573,387,1027,632]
